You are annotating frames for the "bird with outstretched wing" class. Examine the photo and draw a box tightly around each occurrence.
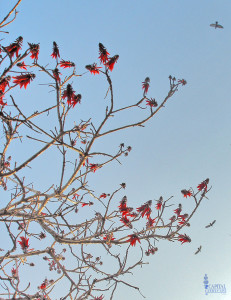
[205,220,216,228]
[195,246,202,255]
[210,22,223,29]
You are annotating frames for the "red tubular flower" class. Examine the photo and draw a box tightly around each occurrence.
[98,42,110,64]
[53,68,61,84]
[71,94,81,108]
[17,61,27,70]
[13,73,35,89]
[128,212,138,218]
[39,282,47,290]
[106,55,119,71]
[0,94,7,106]
[146,98,158,107]
[5,36,23,58]
[142,77,150,95]
[146,217,156,228]
[81,202,94,207]
[127,234,141,246]
[85,63,101,75]
[18,236,29,251]
[0,76,11,92]
[181,189,192,198]
[51,41,60,59]
[178,234,191,244]
[197,178,209,191]
[89,163,100,172]
[100,193,107,199]
[62,84,75,105]
[28,43,39,60]
[59,60,75,68]
[137,200,152,218]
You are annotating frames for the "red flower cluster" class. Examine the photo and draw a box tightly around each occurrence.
[155,196,163,210]
[13,73,35,89]
[51,41,60,59]
[18,236,29,252]
[178,214,189,225]
[118,196,134,227]
[137,200,152,218]
[85,63,101,75]
[127,234,141,246]
[98,43,110,64]
[106,55,119,71]
[174,203,182,216]
[181,189,192,198]
[71,94,81,108]
[146,98,158,107]
[197,178,209,192]
[53,68,61,84]
[100,193,110,199]
[178,234,191,244]
[81,202,94,207]
[118,196,133,216]
[146,217,156,228]
[17,61,27,70]
[0,76,11,92]
[5,36,23,58]
[142,77,150,96]
[28,43,39,60]
[89,163,100,173]
[62,84,81,107]
[59,60,75,68]
[120,216,132,228]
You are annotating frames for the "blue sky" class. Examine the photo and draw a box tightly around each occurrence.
[1,0,231,299]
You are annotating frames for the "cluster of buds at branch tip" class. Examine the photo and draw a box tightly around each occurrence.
[145,247,158,256]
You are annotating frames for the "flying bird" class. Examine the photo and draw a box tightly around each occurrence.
[210,22,223,29]
[195,246,202,255]
[205,220,216,228]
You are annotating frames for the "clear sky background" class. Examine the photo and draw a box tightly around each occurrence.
[1,0,231,299]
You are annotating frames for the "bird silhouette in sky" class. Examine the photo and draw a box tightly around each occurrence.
[195,246,202,255]
[205,220,216,228]
[210,22,223,29]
